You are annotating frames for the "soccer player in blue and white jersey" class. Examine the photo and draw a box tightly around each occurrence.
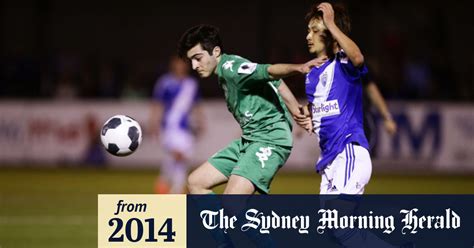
[299,3,414,247]
[303,2,370,195]
[149,56,205,194]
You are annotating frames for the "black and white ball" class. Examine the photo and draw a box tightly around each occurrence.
[100,115,142,156]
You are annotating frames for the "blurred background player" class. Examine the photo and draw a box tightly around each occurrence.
[361,65,398,152]
[149,55,205,194]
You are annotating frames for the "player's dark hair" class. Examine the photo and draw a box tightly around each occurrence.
[305,2,351,59]
[177,24,223,58]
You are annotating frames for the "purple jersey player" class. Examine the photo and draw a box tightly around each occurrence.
[301,2,371,195]
[294,3,415,248]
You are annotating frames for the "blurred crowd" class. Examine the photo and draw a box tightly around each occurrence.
[0,0,472,101]
[0,51,154,100]
[0,47,467,101]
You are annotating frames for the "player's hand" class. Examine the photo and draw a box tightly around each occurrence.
[317,2,336,29]
[294,115,312,133]
[293,105,313,134]
[383,118,397,136]
[301,56,328,73]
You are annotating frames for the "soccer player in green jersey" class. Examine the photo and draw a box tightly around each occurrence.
[177,24,319,195]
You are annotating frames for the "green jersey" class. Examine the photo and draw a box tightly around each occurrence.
[216,53,293,147]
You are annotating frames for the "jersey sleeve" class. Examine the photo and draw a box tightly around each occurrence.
[337,51,367,84]
[220,56,272,89]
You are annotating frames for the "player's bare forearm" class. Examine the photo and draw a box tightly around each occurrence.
[328,24,364,67]
[366,82,397,135]
[267,64,305,79]
[268,58,328,80]
[366,83,391,121]
[277,80,301,116]
[278,82,313,133]
[278,81,313,133]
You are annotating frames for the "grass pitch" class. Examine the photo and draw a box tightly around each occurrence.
[0,167,473,247]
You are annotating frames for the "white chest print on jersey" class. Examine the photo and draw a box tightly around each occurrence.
[312,60,336,102]
[311,60,336,135]
[223,60,235,71]
[239,111,253,126]
[312,99,340,118]
[256,147,274,168]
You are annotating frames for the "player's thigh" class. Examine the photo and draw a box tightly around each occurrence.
[320,143,372,195]
[188,161,228,189]
[162,130,194,160]
[233,142,291,194]
[344,144,372,194]
[224,174,256,194]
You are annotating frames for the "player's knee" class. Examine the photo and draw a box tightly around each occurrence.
[187,171,207,194]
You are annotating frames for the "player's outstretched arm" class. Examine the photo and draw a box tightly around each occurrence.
[278,81,313,133]
[366,82,397,135]
[318,2,364,67]
[267,57,328,80]
[278,80,300,115]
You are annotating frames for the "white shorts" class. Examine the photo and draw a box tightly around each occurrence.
[320,143,372,195]
[161,129,194,159]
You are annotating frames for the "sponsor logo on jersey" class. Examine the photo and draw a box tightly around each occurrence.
[238,62,257,74]
[312,99,340,118]
[223,60,235,71]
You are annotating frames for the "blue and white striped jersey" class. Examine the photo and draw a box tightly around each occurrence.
[305,51,369,171]
[152,73,199,131]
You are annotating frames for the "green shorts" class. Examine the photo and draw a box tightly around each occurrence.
[208,138,292,194]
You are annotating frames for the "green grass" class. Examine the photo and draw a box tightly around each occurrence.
[0,167,473,247]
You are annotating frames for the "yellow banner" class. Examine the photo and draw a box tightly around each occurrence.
[98,194,186,248]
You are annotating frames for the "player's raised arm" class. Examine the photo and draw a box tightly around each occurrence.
[318,2,364,67]
[267,57,328,79]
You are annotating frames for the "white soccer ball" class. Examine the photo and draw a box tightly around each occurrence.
[100,115,143,156]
